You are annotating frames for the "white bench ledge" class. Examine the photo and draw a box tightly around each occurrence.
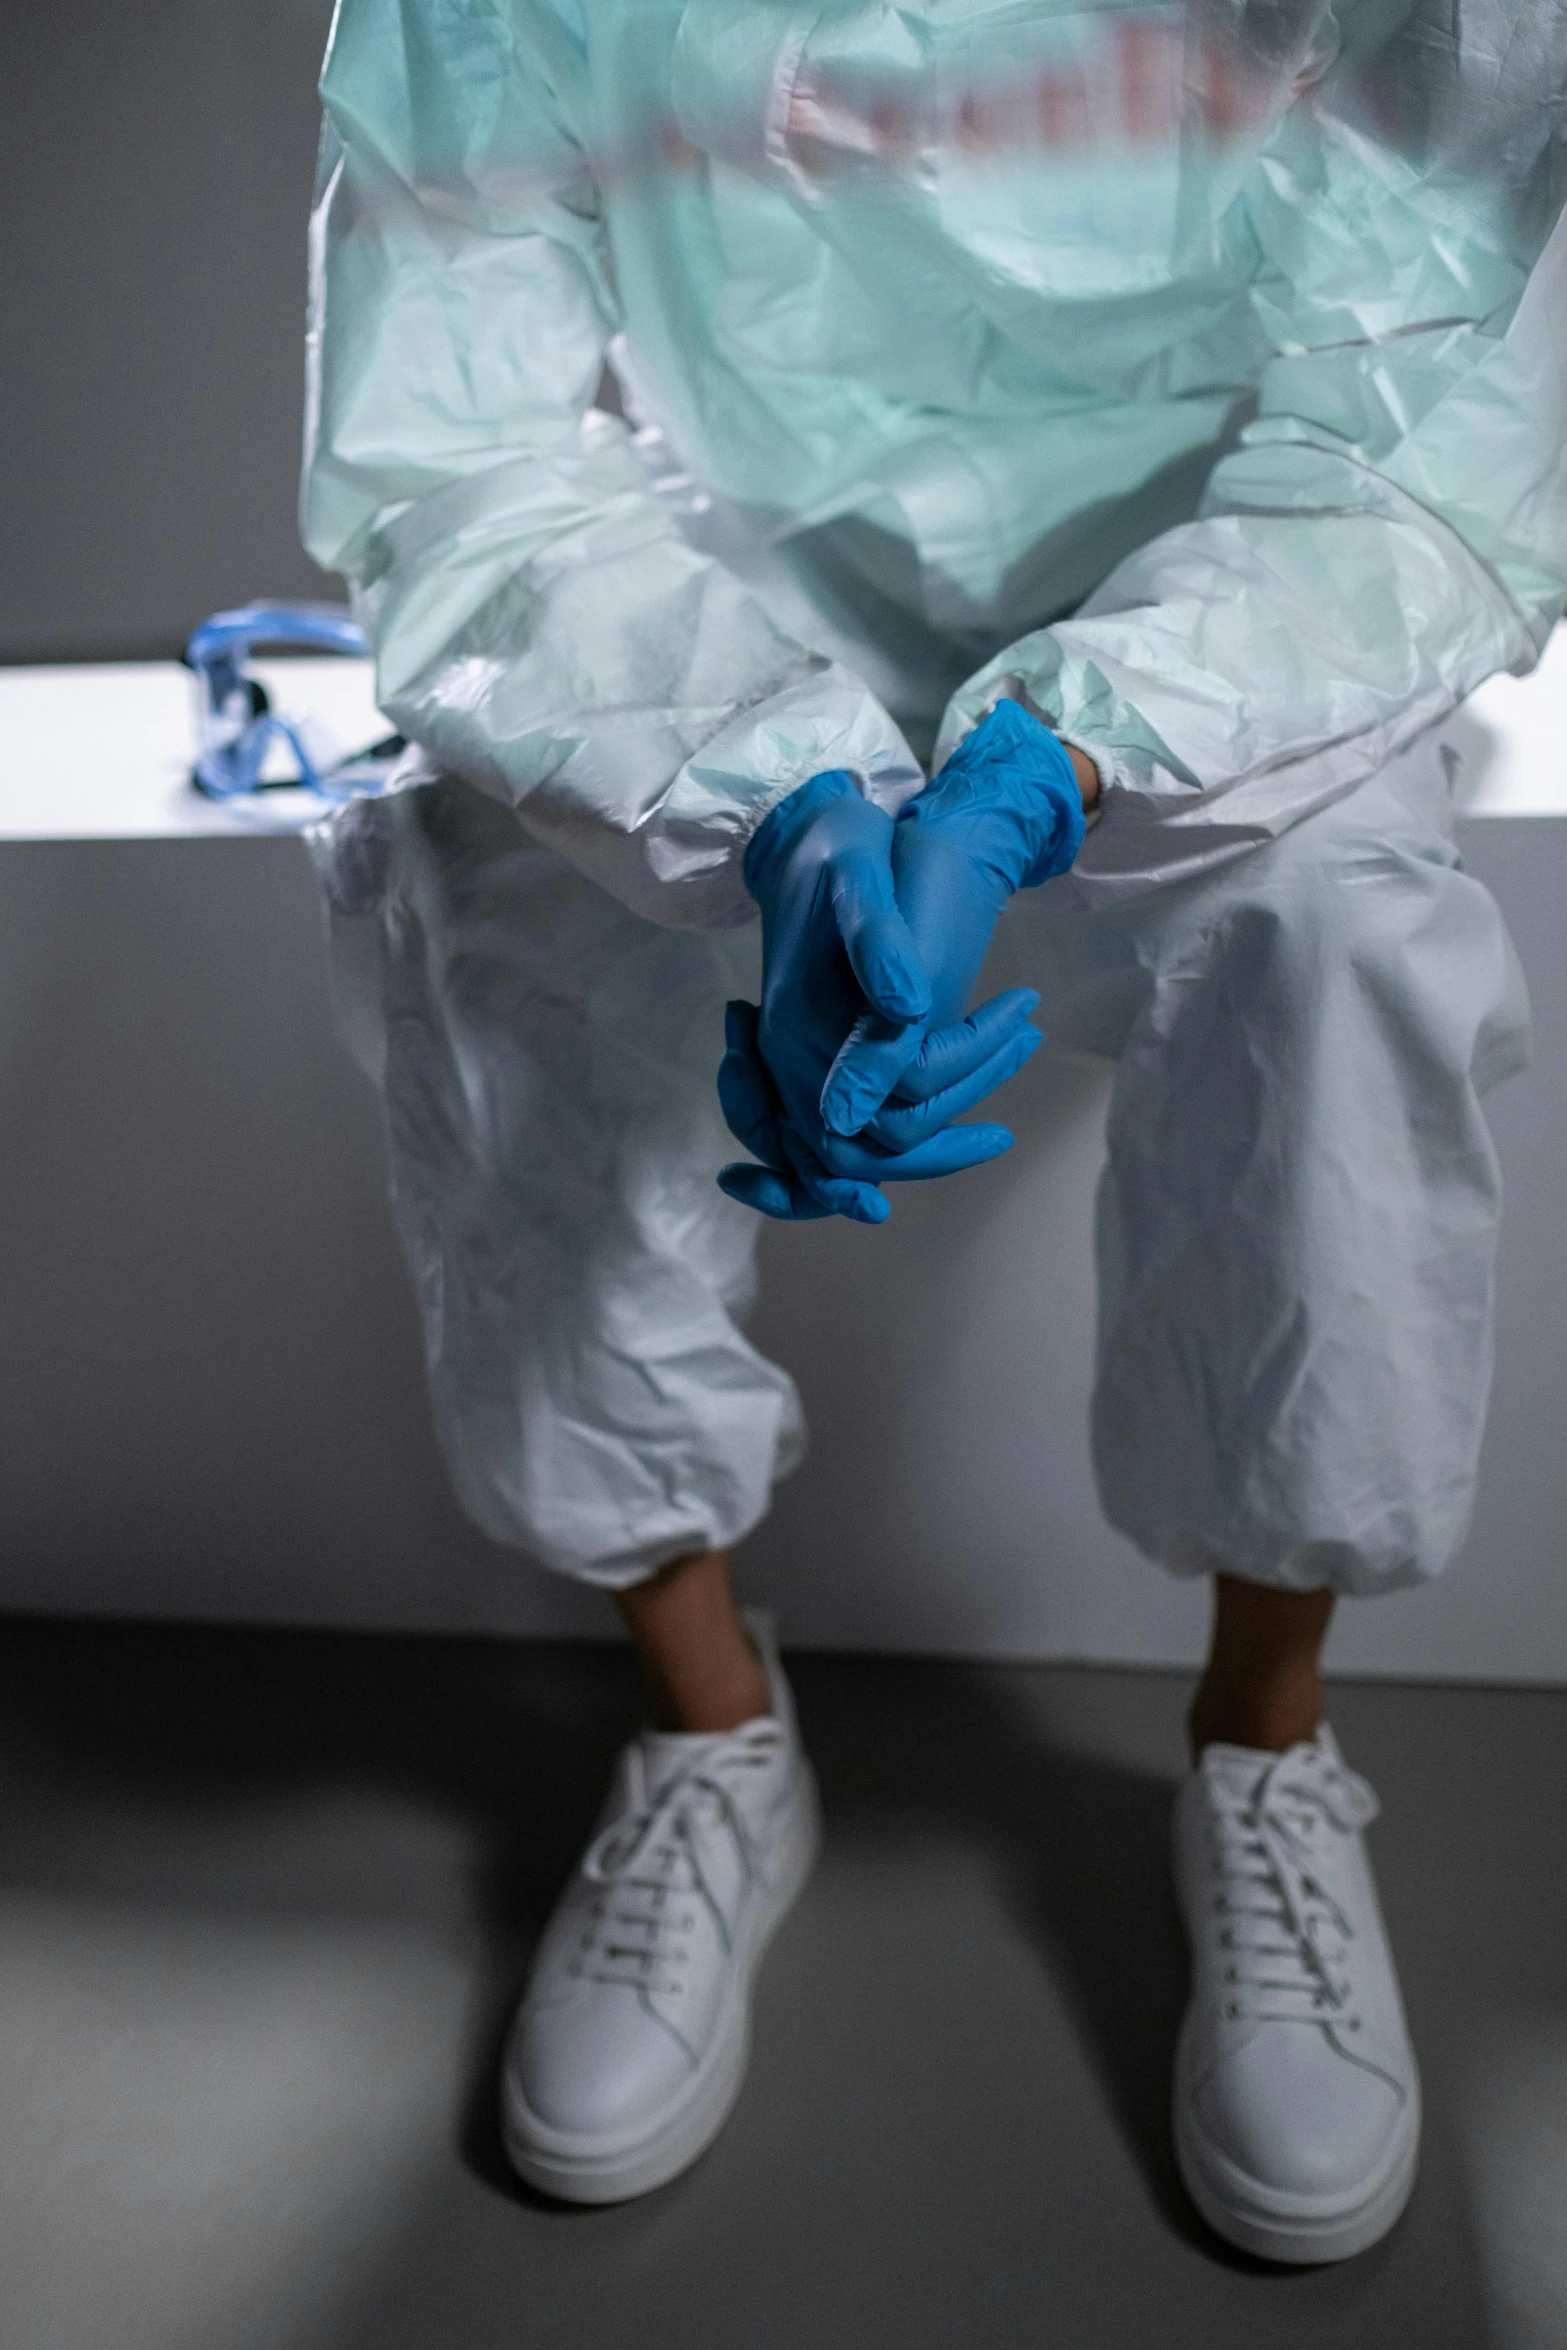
[1,629,1566,841]
[0,658,388,840]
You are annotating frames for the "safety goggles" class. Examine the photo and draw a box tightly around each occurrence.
[186,602,404,801]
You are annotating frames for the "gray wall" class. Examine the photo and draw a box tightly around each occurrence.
[2,0,336,663]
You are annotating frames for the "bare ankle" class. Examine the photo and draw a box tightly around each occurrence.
[1188,1674,1322,1759]
[1188,1573,1334,1763]
[614,1550,772,1734]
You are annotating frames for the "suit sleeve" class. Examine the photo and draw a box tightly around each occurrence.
[302,0,920,927]
[939,52,1567,902]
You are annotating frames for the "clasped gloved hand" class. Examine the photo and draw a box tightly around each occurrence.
[823,699,1087,1135]
[716,768,1044,1224]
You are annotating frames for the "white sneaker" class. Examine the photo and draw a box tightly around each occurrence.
[1172,1726,1421,2263]
[500,1614,821,2203]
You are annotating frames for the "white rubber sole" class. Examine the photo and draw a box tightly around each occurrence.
[501,1764,822,2204]
[1173,2024,1422,2264]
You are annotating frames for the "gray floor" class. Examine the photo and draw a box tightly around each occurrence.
[1,1621,1564,2350]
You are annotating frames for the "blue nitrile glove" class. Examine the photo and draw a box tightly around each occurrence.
[717,992,1043,1221]
[717,770,1040,1223]
[825,700,1086,1139]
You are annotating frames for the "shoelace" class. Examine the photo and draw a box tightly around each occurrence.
[570,1720,785,1996]
[1206,1744,1379,2029]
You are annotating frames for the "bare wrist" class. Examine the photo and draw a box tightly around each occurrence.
[1063,742,1101,813]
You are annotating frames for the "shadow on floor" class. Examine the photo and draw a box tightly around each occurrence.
[0,1615,1506,2349]
[784,1653,1309,2270]
[0,1620,1206,2226]
[448,1648,1220,2242]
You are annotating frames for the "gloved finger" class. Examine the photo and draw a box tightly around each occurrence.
[874,1121,1015,1184]
[829,845,932,1024]
[868,1025,1041,1149]
[819,1008,927,1139]
[778,1119,891,1225]
[716,1000,790,1167]
[813,1118,1015,1184]
[717,1161,832,1221]
[889,989,1041,1103]
[822,985,1040,1135]
[721,998,889,1222]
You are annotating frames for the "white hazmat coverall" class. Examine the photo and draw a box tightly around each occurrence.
[302,0,1566,1595]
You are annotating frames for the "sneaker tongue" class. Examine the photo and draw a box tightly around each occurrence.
[1202,1727,1334,1776]
[629,1729,700,1795]
[1201,1741,1278,1790]
[638,1716,781,1798]
[1200,1727,1375,1831]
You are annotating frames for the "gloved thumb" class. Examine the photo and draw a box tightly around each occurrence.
[830,845,932,1023]
[820,1008,926,1137]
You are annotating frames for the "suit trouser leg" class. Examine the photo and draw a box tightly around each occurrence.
[316,754,1530,1604]
[1008,756,1531,1596]
[312,778,804,1589]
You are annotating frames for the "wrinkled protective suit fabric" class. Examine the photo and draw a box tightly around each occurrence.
[314,781,803,1587]
[304,0,1559,1592]
[304,0,1567,923]
[313,738,1527,1593]
[990,744,1531,1593]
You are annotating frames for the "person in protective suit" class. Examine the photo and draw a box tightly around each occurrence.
[301,0,1567,2258]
